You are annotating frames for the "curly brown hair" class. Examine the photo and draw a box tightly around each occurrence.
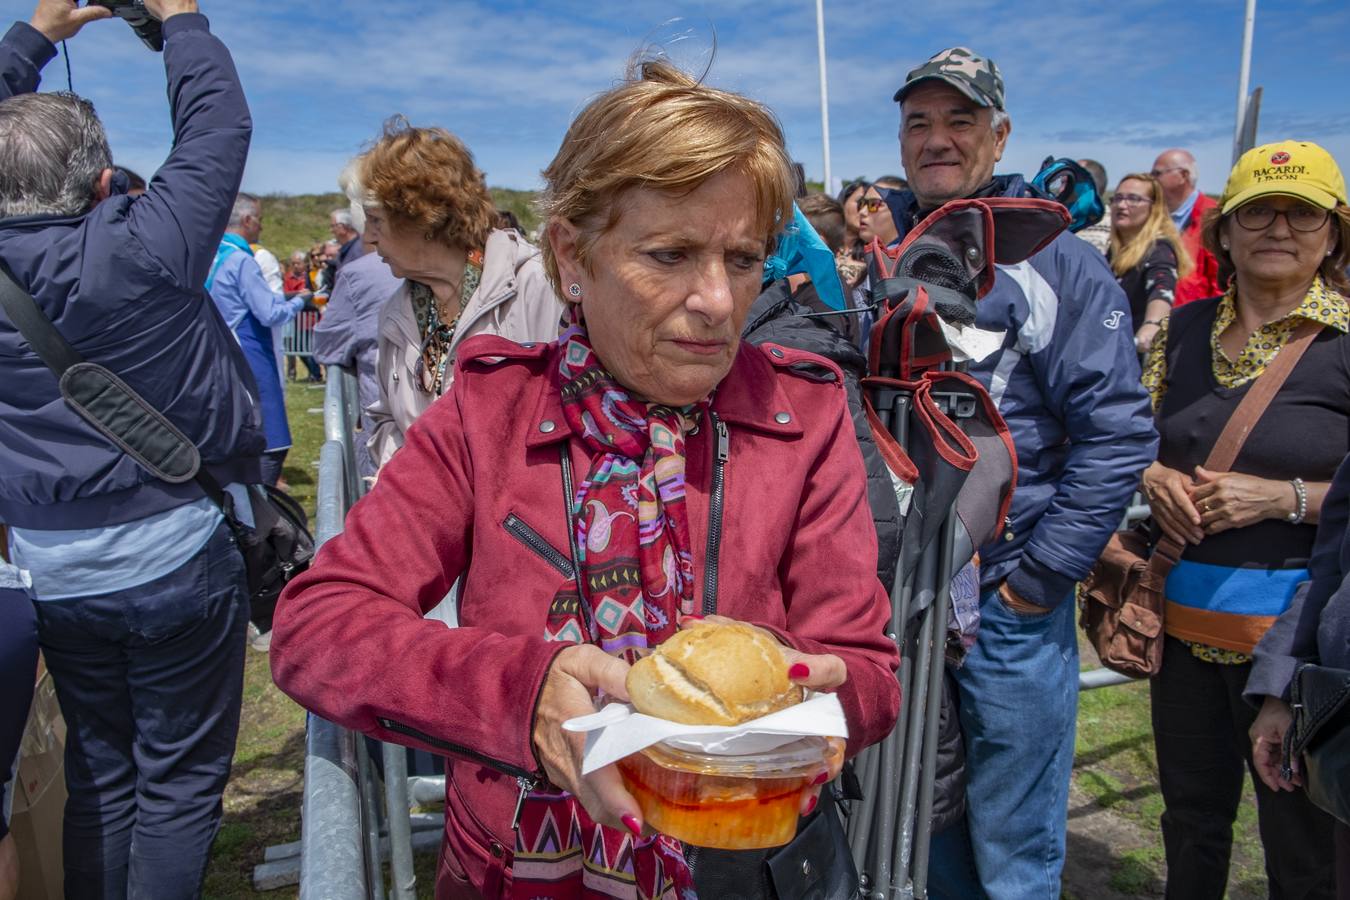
[360,117,497,251]
[537,59,795,293]
[1201,203,1350,296]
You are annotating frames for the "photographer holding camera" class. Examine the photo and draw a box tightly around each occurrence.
[0,1,263,895]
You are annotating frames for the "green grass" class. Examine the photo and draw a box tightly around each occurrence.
[1074,637,1267,897]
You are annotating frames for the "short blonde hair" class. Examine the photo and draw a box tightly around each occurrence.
[360,117,497,251]
[538,60,795,292]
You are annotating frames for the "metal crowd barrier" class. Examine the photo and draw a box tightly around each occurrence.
[283,308,321,358]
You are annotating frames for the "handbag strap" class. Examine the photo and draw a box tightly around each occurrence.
[0,264,233,514]
[1201,318,1322,473]
[1146,317,1324,580]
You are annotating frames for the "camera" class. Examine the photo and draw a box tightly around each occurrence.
[88,1,163,52]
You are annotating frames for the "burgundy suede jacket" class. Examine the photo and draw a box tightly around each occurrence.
[270,335,900,897]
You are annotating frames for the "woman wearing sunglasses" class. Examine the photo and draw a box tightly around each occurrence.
[361,118,565,470]
[1140,140,1350,898]
[1108,173,1192,352]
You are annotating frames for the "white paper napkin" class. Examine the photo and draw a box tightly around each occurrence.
[563,693,849,775]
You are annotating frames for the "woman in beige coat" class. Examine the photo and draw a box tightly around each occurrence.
[360,119,564,470]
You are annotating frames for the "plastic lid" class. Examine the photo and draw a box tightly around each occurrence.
[642,736,829,778]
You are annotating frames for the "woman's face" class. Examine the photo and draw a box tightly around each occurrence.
[1225,195,1334,289]
[858,188,898,247]
[363,207,424,280]
[554,169,769,407]
[1111,178,1154,233]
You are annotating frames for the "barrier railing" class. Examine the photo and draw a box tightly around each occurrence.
[283,309,321,358]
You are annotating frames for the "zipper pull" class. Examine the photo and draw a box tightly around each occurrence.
[510,775,537,832]
[715,418,730,463]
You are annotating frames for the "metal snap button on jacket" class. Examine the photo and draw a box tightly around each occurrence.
[539,420,556,434]
[775,412,791,424]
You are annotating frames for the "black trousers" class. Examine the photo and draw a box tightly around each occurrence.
[1151,636,1336,899]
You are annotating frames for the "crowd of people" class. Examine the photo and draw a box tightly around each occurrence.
[0,2,1348,900]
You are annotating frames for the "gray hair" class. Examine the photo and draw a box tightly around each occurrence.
[335,158,367,232]
[323,239,341,251]
[990,108,1010,134]
[330,208,355,229]
[0,92,112,218]
[228,193,261,229]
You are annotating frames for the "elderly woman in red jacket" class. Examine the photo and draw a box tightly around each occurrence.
[270,60,899,900]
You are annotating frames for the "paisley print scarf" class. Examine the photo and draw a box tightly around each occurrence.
[510,323,699,899]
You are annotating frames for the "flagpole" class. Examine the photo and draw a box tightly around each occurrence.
[1232,0,1257,164]
[815,0,832,192]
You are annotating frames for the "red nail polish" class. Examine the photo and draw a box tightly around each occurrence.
[813,771,830,786]
[804,794,818,815]
[788,663,810,680]
[621,814,642,836]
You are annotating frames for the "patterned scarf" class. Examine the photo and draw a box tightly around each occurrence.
[511,323,699,899]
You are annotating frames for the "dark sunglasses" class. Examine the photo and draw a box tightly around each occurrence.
[856,197,886,213]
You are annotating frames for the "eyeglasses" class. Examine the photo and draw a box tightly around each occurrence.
[1110,193,1152,207]
[1150,166,1186,179]
[856,197,886,213]
[1233,203,1331,233]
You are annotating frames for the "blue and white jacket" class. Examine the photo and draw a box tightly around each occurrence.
[887,176,1158,609]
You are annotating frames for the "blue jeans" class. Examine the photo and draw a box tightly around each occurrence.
[32,520,248,900]
[928,587,1079,900]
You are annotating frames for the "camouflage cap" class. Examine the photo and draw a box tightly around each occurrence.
[893,47,1005,111]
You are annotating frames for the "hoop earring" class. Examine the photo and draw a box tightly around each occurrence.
[568,283,582,298]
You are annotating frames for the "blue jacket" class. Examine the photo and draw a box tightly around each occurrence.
[312,251,401,478]
[887,176,1158,608]
[0,15,264,530]
[206,235,302,451]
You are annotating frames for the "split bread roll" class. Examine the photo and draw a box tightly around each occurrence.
[626,623,804,725]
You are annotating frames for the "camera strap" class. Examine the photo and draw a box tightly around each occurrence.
[0,263,231,508]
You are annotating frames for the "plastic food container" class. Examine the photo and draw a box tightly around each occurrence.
[616,736,839,850]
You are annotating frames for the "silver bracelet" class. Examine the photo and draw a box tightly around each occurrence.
[1287,478,1307,524]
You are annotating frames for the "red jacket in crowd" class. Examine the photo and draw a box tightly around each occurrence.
[1174,192,1223,306]
[270,335,901,897]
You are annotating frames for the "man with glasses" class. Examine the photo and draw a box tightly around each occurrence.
[884,47,1157,899]
[1152,148,1221,304]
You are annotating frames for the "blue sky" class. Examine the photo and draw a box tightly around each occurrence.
[29,0,1350,197]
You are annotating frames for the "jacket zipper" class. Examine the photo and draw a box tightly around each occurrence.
[376,716,541,784]
[701,414,729,615]
[503,513,575,578]
[377,717,543,833]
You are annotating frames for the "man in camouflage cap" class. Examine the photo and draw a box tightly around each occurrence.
[882,49,1157,900]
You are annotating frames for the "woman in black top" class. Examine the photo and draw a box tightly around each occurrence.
[1108,173,1192,352]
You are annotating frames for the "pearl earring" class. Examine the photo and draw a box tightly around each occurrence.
[568,283,582,298]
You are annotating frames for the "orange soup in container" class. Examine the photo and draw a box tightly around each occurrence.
[617,736,841,850]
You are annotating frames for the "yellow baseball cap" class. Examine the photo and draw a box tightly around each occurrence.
[1220,140,1347,215]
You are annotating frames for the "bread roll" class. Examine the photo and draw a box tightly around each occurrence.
[626,623,804,725]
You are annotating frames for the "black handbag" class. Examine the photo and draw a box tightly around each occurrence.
[689,788,860,900]
[1285,663,1350,825]
[0,265,313,631]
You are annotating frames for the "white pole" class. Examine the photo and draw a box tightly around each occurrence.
[815,0,832,192]
[1232,0,1257,164]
